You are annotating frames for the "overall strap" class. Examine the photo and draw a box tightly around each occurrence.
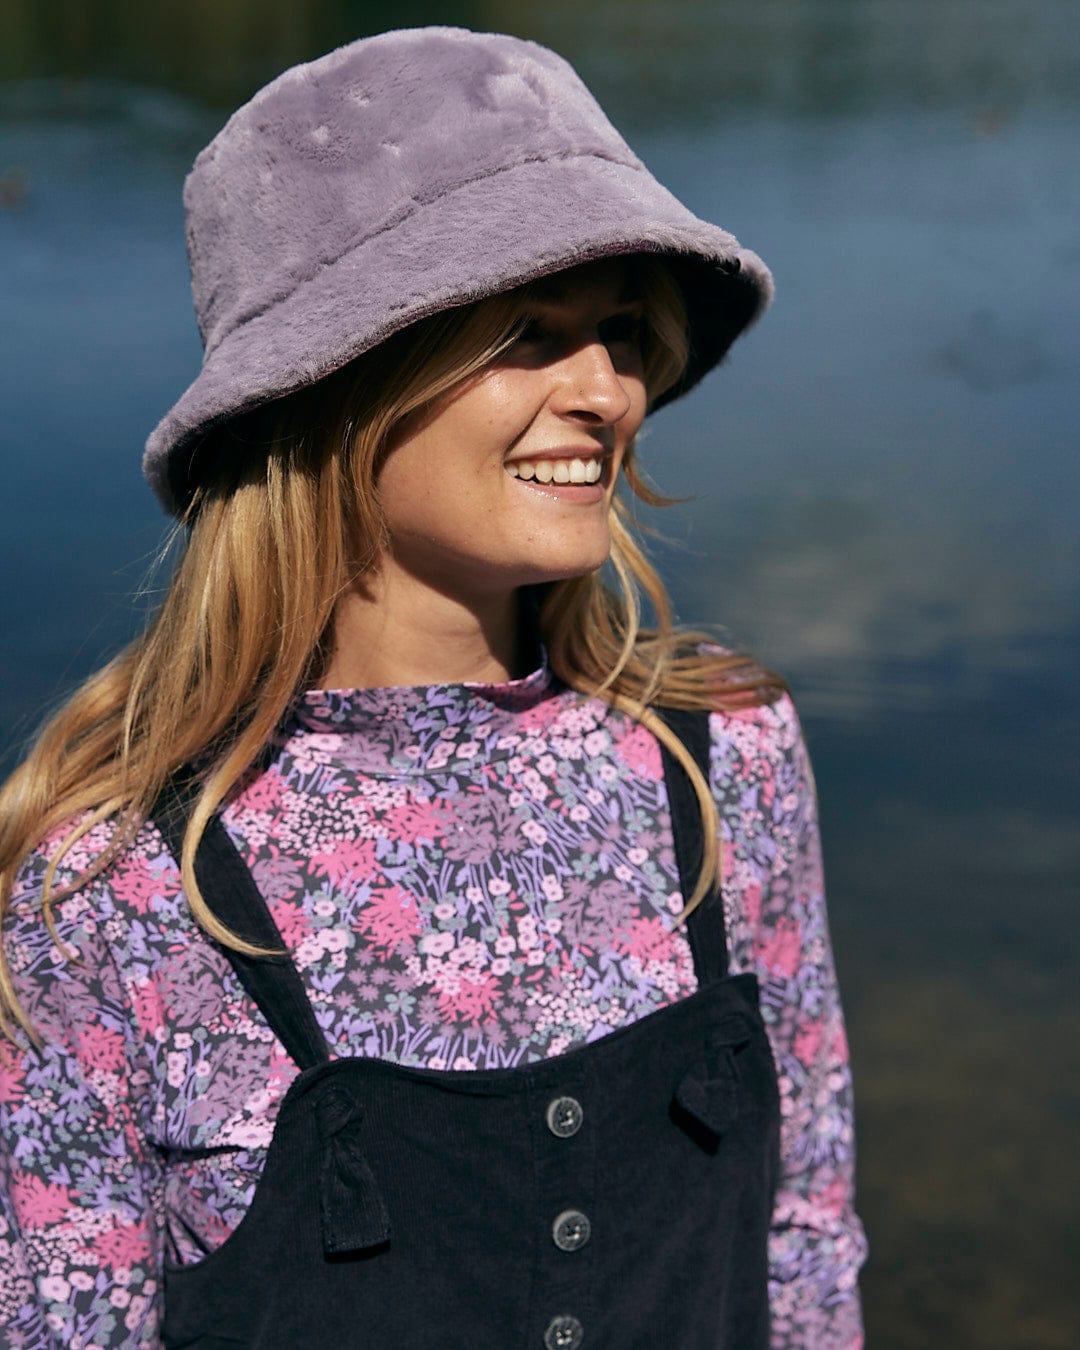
[152,778,331,1072]
[654,707,730,985]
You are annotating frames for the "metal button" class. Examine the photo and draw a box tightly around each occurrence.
[544,1314,584,1349]
[552,1208,591,1252]
[545,1095,583,1138]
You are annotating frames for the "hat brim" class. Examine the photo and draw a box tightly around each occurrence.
[144,152,772,514]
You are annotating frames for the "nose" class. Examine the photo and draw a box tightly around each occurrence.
[549,340,635,426]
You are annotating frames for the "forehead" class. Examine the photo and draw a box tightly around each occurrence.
[526,257,642,307]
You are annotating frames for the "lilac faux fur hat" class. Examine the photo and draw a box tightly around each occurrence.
[144,26,773,515]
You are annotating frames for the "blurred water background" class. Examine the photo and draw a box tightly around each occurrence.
[1,2,1077,1344]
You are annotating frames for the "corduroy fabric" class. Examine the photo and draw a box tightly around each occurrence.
[154,710,781,1348]
[161,981,778,1348]
[143,26,773,515]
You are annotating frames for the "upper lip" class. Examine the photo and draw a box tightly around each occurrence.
[503,446,611,465]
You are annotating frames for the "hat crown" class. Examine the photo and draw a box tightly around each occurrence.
[186,27,642,354]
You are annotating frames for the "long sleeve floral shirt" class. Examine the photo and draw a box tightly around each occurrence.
[0,661,866,1348]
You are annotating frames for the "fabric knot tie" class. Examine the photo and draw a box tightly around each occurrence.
[316,1085,391,1255]
[673,1013,753,1142]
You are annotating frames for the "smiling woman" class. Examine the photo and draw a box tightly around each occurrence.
[0,26,865,1350]
[328,259,652,689]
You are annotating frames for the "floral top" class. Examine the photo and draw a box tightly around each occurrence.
[0,660,866,1348]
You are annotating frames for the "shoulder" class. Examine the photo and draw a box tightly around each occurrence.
[5,813,184,1032]
[9,812,178,922]
[708,690,806,762]
[704,690,820,844]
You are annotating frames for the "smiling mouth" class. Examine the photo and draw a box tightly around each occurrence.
[505,456,604,484]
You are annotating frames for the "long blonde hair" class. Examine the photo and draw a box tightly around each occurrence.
[0,257,784,1040]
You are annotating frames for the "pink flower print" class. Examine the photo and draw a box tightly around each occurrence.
[78,1021,126,1075]
[238,768,288,814]
[12,1174,71,1229]
[111,857,165,915]
[421,931,455,957]
[96,1220,150,1271]
[357,885,422,948]
[742,880,762,931]
[310,837,377,887]
[815,1177,851,1224]
[541,875,564,902]
[427,743,453,771]
[166,1052,187,1088]
[583,729,610,757]
[613,722,662,780]
[131,980,166,1040]
[41,1274,71,1302]
[758,915,803,978]
[514,700,558,734]
[438,971,499,1027]
[383,796,446,844]
[794,1016,826,1067]
[0,1043,25,1107]
[622,916,676,965]
[268,900,311,948]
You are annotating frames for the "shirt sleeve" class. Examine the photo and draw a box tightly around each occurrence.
[0,859,164,1348]
[712,697,867,1348]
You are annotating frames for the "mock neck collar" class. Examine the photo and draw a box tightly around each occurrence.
[283,653,557,777]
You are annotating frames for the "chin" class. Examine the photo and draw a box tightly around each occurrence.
[522,553,609,585]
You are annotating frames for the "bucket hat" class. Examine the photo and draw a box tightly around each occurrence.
[144,26,773,515]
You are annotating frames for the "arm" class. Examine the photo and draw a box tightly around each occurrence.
[1,856,164,1348]
[712,697,867,1348]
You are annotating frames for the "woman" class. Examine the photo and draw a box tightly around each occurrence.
[0,27,865,1350]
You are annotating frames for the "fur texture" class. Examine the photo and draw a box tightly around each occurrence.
[144,27,773,514]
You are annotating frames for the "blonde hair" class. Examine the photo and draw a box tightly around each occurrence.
[0,256,784,1040]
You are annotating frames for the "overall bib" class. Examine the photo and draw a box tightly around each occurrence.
[154,710,781,1349]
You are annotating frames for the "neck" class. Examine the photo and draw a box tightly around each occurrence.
[318,569,525,689]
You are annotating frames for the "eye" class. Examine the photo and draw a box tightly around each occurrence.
[600,313,644,348]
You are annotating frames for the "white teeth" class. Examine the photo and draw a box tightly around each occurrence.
[506,457,603,484]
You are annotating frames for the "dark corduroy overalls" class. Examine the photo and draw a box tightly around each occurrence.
[154,710,780,1349]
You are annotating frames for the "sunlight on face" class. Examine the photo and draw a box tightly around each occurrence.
[375,259,648,604]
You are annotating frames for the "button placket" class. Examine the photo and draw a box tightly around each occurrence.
[535,1081,592,1346]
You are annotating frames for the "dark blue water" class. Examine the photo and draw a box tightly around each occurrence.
[2,6,1078,1344]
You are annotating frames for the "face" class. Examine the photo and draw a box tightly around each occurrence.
[373,259,647,605]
